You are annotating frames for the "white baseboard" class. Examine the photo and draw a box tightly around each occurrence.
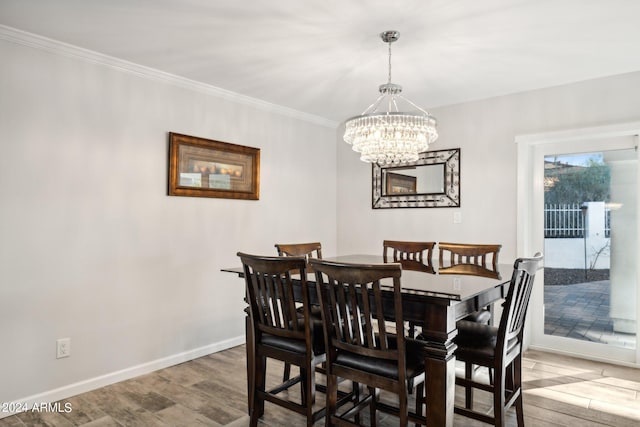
[527,343,639,368]
[0,336,245,419]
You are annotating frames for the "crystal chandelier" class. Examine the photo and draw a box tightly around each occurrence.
[343,31,438,165]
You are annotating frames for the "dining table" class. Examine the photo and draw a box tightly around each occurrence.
[222,254,513,427]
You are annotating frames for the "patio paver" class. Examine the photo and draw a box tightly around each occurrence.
[544,280,636,348]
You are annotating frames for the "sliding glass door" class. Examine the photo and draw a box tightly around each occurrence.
[543,149,636,352]
[517,123,640,365]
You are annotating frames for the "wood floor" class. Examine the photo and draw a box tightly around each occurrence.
[1,345,639,426]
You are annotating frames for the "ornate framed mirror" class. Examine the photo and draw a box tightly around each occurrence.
[372,148,460,208]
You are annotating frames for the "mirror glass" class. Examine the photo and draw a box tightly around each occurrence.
[382,164,445,195]
[372,148,460,209]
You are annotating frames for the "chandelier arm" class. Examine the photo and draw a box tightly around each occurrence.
[390,95,400,113]
[361,93,386,115]
[396,94,433,117]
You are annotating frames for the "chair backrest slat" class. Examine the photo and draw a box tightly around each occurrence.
[347,281,363,345]
[266,274,280,327]
[372,279,389,350]
[253,273,268,324]
[359,282,374,347]
[336,280,352,344]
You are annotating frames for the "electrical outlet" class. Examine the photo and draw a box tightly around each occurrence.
[56,338,71,359]
[453,211,462,224]
[453,278,462,291]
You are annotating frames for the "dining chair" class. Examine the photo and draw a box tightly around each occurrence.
[383,240,435,273]
[438,242,503,382]
[438,242,501,278]
[238,252,326,427]
[453,252,543,427]
[439,242,503,325]
[275,242,323,272]
[383,240,435,340]
[275,242,323,382]
[310,258,426,427]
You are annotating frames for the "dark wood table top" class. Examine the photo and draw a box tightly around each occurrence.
[223,254,512,303]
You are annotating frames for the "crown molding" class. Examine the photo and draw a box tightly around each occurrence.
[0,25,337,128]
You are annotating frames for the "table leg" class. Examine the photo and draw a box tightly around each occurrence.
[420,305,457,427]
[424,341,456,426]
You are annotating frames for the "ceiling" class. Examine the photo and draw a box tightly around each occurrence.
[2,0,640,124]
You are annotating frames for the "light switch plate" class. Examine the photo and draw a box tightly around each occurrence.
[56,338,71,359]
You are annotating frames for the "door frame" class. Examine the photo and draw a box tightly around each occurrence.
[516,121,640,366]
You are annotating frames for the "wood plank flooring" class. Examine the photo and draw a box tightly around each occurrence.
[1,346,639,426]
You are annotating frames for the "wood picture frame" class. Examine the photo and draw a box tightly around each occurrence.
[168,133,260,200]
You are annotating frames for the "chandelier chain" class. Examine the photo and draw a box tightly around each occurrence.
[387,41,392,84]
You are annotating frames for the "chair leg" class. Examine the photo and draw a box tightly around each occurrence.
[399,387,409,427]
[513,357,525,427]
[325,373,338,427]
[250,355,266,427]
[415,382,424,427]
[245,315,255,416]
[493,365,507,427]
[353,382,361,425]
[301,366,316,427]
[464,362,474,409]
[515,394,525,427]
[283,362,291,382]
[369,386,379,427]
[300,367,309,404]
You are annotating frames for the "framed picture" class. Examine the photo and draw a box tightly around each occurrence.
[168,133,260,200]
[385,172,417,194]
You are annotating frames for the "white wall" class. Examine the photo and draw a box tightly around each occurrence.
[337,71,640,263]
[0,38,337,406]
[544,238,611,269]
